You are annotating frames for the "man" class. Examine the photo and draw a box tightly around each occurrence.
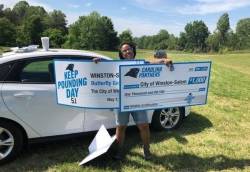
[94,43,172,160]
[114,43,172,160]
[115,43,151,160]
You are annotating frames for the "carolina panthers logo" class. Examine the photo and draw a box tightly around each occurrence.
[124,68,140,78]
[66,64,74,71]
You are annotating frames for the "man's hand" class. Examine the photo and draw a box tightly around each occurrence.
[152,58,174,71]
[159,58,172,67]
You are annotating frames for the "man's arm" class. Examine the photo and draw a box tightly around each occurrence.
[148,58,173,66]
[146,57,174,71]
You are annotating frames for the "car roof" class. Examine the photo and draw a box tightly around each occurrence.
[0,48,112,64]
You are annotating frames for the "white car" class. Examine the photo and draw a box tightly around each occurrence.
[0,47,190,164]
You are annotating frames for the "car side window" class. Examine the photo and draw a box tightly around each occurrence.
[3,55,98,83]
[0,63,14,82]
[20,59,53,83]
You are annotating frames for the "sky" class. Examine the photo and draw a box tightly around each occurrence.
[1,0,250,37]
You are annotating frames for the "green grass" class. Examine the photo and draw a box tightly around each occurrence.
[1,51,250,171]
[0,47,10,54]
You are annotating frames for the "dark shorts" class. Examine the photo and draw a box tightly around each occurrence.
[115,110,149,126]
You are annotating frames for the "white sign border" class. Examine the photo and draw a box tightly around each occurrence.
[119,61,212,112]
[54,59,145,109]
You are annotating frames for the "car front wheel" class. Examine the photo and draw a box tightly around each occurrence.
[0,121,24,165]
[151,107,185,131]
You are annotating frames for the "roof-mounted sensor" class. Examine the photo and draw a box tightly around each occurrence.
[11,45,39,53]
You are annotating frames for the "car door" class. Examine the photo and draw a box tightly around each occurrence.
[83,108,116,131]
[1,57,86,137]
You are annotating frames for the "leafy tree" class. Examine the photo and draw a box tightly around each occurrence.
[76,11,104,49]
[217,13,230,46]
[184,20,209,52]
[142,36,151,49]
[134,36,145,49]
[46,10,67,34]
[226,30,239,50]
[26,15,44,44]
[119,29,133,44]
[101,16,119,50]
[136,35,151,49]
[236,18,250,49]
[16,15,44,46]
[167,34,178,50]
[135,30,172,50]
[134,36,142,49]
[148,36,156,49]
[0,17,16,46]
[3,8,16,23]
[0,4,4,17]
[206,32,220,52]
[154,29,169,49]
[65,12,118,50]
[64,17,82,49]
[177,32,187,51]
[12,1,30,24]
[26,6,48,21]
[43,28,65,48]
[1,1,50,46]
[16,25,31,46]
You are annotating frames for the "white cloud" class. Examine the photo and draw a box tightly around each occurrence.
[1,0,53,11]
[178,0,250,15]
[112,17,183,37]
[133,0,162,6]
[66,13,81,25]
[66,11,91,25]
[68,4,80,9]
[128,0,167,13]
[85,2,92,7]
[121,7,127,10]
[129,0,250,15]
[1,0,19,9]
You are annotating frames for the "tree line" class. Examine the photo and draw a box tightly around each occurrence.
[0,1,250,52]
[135,14,250,53]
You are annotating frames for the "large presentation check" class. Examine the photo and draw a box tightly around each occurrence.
[119,62,211,112]
[54,60,144,108]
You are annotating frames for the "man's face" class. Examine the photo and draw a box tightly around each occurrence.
[121,44,135,59]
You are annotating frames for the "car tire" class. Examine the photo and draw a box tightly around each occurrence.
[0,121,24,165]
[151,107,185,131]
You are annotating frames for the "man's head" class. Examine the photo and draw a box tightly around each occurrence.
[154,50,167,59]
[119,42,136,59]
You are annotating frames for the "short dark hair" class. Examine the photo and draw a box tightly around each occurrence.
[154,50,167,59]
[118,42,136,59]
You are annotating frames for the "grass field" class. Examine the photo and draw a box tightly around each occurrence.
[1,49,250,172]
